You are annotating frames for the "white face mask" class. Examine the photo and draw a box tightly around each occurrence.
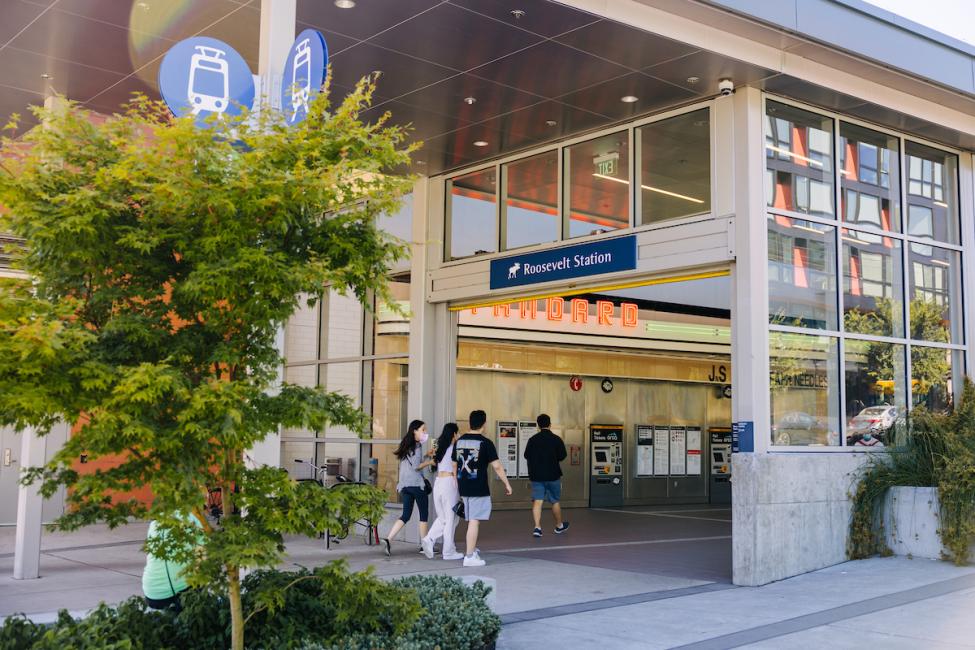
[418,432,429,444]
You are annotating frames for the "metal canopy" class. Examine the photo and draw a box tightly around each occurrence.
[0,0,969,175]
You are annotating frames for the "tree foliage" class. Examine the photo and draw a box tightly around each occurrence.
[0,74,415,649]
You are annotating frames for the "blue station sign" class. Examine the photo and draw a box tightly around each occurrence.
[158,37,255,127]
[281,29,328,126]
[489,236,638,290]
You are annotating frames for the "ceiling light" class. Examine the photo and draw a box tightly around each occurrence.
[591,173,704,204]
[463,96,476,105]
[686,76,700,84]
[334,0,356,8]
[620,95,638,103]
[510,9,526,19]
[545,120,557,127]
[473,140,489,147]
[40,73,53,79]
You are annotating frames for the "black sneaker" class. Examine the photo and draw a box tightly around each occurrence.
[382,538,391,556]
[554,522,570,534]
[532,527,542,537]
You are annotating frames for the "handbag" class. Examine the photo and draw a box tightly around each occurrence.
[452,500,465,518]
[423,478,433,495]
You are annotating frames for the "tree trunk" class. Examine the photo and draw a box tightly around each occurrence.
[229,564,244,650]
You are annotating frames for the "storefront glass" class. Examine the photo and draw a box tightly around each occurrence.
[502,151,559,250]
[840,123,900,231]
[565,131,630,238]
[767,215,837,330]
[766,101,835,217]
[448,167,497,259]
[842,228,904,338]
[911,346,963,413]
[909,243,962,344]
[906,141,959,244]
[769,331,841,446]
[638,108,710,225]
[843,340,907,444]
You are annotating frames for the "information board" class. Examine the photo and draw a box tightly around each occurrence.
[497,421,518,477]
[669,426,687,475]
[517,420,538,477]
[686,427,702,475]
[653,425,669,476]
[636,425,654,477]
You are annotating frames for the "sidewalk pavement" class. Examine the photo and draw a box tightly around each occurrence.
[2,520,974,649]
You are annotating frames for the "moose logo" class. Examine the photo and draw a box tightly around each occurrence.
[507,262,521,279]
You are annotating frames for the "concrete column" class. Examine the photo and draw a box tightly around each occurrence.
[248,0,295,470]
[407,178,437,427]
[13,427,45,579]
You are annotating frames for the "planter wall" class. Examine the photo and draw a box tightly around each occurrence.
[883,486,975,561]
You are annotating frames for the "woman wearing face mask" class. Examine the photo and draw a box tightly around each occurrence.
[382,419,434,555]
[420,423,464,560]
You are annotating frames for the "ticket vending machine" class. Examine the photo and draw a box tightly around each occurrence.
[589,424,624,507]
[709,427,732,504]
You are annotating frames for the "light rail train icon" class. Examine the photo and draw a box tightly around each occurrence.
[187,45,230,116]
[290,38,313,121]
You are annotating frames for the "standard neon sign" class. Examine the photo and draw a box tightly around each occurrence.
[470,298,639,328]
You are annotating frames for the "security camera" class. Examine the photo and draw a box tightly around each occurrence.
[718,79,735,96]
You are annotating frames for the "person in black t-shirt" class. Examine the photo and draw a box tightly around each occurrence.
[523,413,569,537]
[452,409,512,567]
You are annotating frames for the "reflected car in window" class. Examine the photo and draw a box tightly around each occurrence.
[846,405,899,444]
[772,411,833,446]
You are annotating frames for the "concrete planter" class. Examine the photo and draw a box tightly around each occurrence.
[882,486,975,561]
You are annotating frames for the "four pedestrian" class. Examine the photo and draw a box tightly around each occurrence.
[421,423,465,560]
[523,413,570,537]
[453,410,513,567]
[382,419,434,556]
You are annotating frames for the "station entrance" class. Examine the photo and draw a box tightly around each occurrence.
[452,277,732,510]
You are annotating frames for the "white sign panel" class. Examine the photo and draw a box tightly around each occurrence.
[517,420,538,477]
[669,427,687,475]
[636,425,654,477]
[497,421,518,477]
[653,425,669,476]
[686,427,702,476]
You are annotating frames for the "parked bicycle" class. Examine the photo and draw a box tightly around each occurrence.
[294,458,379,549]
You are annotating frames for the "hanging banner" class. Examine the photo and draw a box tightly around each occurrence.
[636,425,654,477]
[158,36,255,127]
[653,425,669,476]
[281,29,328,126]
[496,421,518,477]
[517,420,539,477]
[669,426,687,475]
[686,426,702,475]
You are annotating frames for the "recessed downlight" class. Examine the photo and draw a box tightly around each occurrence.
[545,120,557,126]
[463,96,476,105]
[473,140,489,147]
[40,73,53,79]
[510,9,526,19]
[334,0,356,8]
[686,76,700,84]
[620,95,639,103]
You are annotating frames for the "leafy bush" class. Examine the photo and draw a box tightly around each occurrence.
[849,379,975,564]
[0,565,499,650]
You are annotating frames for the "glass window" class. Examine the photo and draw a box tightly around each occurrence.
[842,229,904,338]
[839,123,899,231]
[368,358,409,440]
[911,346,964,414]
[447,168,497,259]
[766,101,834,217]
[503,151,559,250]
[844,340,906,445]
[638,109,711,225]
[769,332,841,446]
[565,131,629,238]
[319,362,363,437]
[768,216,837,330]
[906,141,958,244]
[378,192,413,245]
[909,243,962,344]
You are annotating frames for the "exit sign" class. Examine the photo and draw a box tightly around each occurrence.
[593,152,619,177]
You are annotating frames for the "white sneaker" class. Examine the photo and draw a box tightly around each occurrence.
[421,537,434,559]
[463,549,486,567]
[443,551,464,561]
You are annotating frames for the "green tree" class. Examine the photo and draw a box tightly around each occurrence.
[0,77,415,650]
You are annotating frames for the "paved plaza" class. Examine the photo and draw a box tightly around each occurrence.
[1,506,973,649]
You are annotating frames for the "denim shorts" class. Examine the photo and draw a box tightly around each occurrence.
[530,480,561,503]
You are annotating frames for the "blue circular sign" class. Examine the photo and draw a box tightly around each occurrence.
[158,37,255,127]
[280,29,328,126]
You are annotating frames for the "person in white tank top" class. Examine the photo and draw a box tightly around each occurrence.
[421,423,463,560]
